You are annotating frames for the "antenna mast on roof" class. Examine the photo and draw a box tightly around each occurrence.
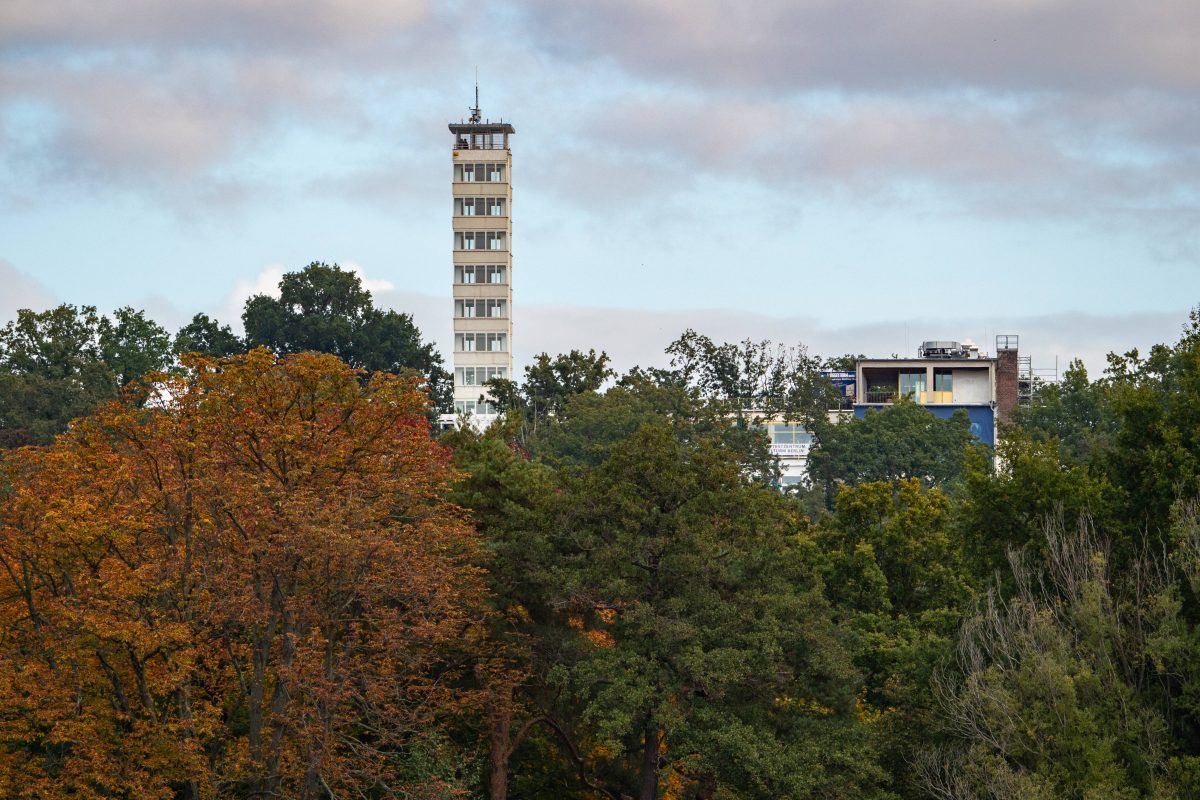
[469,68,481,123]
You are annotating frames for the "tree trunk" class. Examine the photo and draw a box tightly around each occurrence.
[488,683,513,800]
[638,722,660,800]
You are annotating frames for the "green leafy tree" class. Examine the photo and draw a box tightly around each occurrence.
[664,329,837,427]
[243,262,451,409]
[816,480,973,798]
[955,430,1112,579]
[173,313,243,358]
[1012,358,1115,464]
[1099,309,1200,539]
[485,349,613,432]
[920,516,1182,799]
[0,304,168,447]
[96,306,172,386]
[516,382,886,799]
[808,399,981,492]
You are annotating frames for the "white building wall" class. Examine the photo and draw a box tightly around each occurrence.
[952,369,990,403]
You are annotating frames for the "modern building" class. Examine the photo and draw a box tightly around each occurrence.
[851,336,1021,446]
[446,95,514,425]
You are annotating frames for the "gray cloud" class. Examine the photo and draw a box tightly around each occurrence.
[0,0,430,52]
[0,1,460,204]
[1,0,1196,261]
[374,287,1194,382]
[0,260,58,322]
[514,0,1200,95]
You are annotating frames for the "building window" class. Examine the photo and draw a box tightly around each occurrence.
[899,371,927,401]
[455,265,507,284]
[768,424,814,445]
[454,163,505,182]
[455,299,506,318]
[931,369,953,402]
[455,197,506,216]
[454,399,497,415]
[454,333,508,352]
[455,366,507,386]
[455,231,507,251]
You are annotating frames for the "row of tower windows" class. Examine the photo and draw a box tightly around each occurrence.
[455,197,506,216]
[455,299,506,318]
[455,366,507,386]
[455,265,506,284]
[455,332,508,352]
[454,399,497,415]
[454,163,506,182]
[455,231,507,250]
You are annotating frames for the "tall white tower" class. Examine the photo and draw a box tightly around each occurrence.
[447,94,514,423]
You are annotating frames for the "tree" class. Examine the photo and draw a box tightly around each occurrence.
[0,304,169,447]
[954,430,1112,579]
[920,516,1182,799]
[808,399,981,491]
[487,349,612,419]
[173,313,243,358]
[1098,308,1200,540]
[96,306,173,386]
[528,388,884,799]
[442,427,571,800]
[664,329,837,427]
[816,480,974,798]
[0,349,491,798]
[1011,358,1114,464]
[243,262,451,410]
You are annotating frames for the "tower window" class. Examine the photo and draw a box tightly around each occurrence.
[455,366,508,386]
[455,163,506,182]
[455,231,507,251]
[455,333,508,352]
[455,299,507,318]
[455,197,506,216]
[455,265,507,284]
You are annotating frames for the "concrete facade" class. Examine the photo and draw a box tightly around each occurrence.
[447,113,515,423]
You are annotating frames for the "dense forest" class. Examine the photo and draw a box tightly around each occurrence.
[2,263,1199,800]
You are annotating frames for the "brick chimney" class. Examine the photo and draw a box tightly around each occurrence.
[995,335,1019,423]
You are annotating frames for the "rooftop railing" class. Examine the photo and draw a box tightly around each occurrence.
[454,139,507,150]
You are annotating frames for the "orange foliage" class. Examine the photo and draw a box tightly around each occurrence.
[0,350,490,799]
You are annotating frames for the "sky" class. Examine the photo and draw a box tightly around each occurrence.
[1,0,1198,377]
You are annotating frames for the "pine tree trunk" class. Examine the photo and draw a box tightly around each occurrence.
[488,692,512,800]
[638,722,660,800]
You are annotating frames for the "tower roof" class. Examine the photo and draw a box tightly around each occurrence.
[449,121,515,134]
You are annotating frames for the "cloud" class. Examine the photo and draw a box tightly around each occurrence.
[514,0,1200,95]
[218,261,401,334]
[512,303,1193,380]
[0,0,430,52]
[0,260,57,322]
[363,284,1194,382]
[0,1,460,206]
[341,261,394,294]
[220,263,286,328]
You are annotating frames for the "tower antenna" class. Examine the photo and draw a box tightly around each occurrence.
[469,68,481,123]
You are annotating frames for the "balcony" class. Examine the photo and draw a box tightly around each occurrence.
[453,140,507,151]
[864,389,897,404]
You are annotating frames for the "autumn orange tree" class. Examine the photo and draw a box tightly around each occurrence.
[0,349,492,799]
